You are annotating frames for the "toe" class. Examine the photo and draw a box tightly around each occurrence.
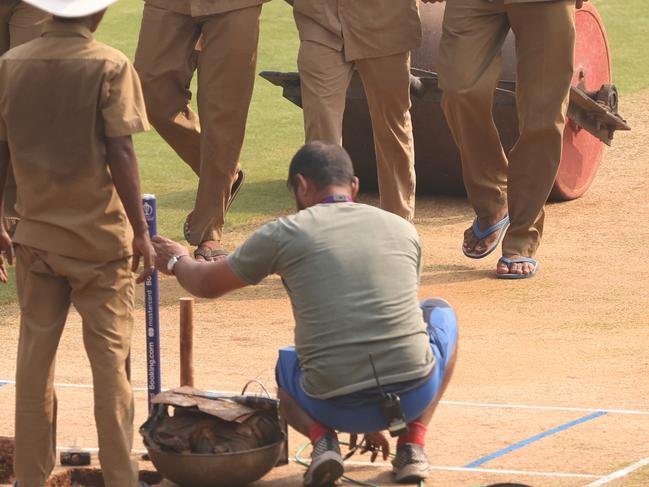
[463,229,474,248]
[463,228,478,252]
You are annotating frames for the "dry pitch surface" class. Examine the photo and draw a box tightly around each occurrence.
[0,88,647,486]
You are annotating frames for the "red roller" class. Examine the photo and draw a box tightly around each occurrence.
[553,3,612,200]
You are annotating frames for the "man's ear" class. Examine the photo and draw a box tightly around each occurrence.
[89,9,107,32]
[351,176,360,199]
[295,174,309,197]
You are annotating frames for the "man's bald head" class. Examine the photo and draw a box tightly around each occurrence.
[288,142,355,192]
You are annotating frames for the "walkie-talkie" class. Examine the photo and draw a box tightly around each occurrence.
[369,353,408,437]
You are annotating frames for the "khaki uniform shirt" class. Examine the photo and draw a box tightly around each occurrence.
[145,0,269,17]
[228,203,434,399]
[293,0,421,61]
[0,20,149,262]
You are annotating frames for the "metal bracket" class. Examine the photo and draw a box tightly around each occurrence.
[259,70,631,145]
[568,83,630,145]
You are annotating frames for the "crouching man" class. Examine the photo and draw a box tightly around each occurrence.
[152,142,458,485]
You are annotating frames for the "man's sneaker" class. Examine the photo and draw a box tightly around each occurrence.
[303,433,344,486]
[392,443,430,483]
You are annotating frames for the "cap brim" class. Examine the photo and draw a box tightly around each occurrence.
[22,0,118,17]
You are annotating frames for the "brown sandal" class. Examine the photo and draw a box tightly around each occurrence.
[193,246,229,260]
[183,169,245,242]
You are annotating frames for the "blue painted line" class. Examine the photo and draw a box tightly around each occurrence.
[0,380,8,388]
[464,410,608,468]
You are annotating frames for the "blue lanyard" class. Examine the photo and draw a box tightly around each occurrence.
[320,195,353,204]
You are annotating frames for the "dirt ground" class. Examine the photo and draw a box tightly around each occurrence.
[0,88,647,487]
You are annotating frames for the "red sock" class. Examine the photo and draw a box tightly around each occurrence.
[397,421,427,448]
[308,422,336,445]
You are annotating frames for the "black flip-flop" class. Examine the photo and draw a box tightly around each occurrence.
[227,168,245,211]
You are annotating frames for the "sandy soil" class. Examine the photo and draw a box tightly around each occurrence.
[0,88,647,486]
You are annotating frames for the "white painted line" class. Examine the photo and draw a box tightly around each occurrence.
[295,459,602,480]
[0,380,246,395]
[3,380,648,416]
[0,380,148,392]
[441,400,649,416]
[52,448,601,480]
[584,455,649,486]
[56,446,148,455]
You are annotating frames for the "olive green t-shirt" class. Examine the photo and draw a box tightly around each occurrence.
[227,202,435,399]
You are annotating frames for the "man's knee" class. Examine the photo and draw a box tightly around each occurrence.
[421,297,458,359]
[136,78,173,125]
[421,298,455,326]
[440,79,490,114]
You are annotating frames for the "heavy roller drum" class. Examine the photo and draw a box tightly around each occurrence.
[261,2,629,201]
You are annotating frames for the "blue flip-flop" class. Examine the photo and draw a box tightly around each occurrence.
[496,256,539,279]
[463,214,510,259]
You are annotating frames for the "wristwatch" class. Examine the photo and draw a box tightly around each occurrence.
[167,254,188,275]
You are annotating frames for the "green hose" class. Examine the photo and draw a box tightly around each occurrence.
[294,440,425,487]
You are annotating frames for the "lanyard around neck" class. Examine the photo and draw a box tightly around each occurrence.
[320,195,353,204]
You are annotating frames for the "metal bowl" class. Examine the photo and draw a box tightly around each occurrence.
[145,434,285,487]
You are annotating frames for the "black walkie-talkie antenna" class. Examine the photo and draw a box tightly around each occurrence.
[368,353,387,398]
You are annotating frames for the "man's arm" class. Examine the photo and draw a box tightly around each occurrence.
[0,141,13,283]
[152,235,248,299]
[106,135,154,283]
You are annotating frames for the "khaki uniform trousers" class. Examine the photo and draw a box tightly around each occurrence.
[0,0,49,228]
[298,41,416,221]
[134,4,261,245]
[439,0,575,257]
[14,245,138,487]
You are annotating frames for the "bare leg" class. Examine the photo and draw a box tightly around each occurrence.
[278,388,344,487]
[278,387,315,438]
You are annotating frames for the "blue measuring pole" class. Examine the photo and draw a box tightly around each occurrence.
[142,194,161,412]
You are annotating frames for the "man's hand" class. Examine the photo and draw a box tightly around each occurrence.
[0,228,13,284]
[152,235,190,276]
[349,432,390,462]
[132,231,156,283]
[576,0,588,8]
[106,135,155,283]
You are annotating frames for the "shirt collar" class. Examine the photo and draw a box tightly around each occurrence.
[42,19,94,40]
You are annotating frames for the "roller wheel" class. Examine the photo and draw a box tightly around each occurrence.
[552,3,612,201]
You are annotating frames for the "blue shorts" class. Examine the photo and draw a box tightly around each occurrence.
[275,298,458,433]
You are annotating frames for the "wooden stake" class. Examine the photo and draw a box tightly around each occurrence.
[179,297,194,387]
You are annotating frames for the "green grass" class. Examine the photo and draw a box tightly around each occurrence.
[0,0,646,305]
[96,0,302,242]
[593,0,649,93]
